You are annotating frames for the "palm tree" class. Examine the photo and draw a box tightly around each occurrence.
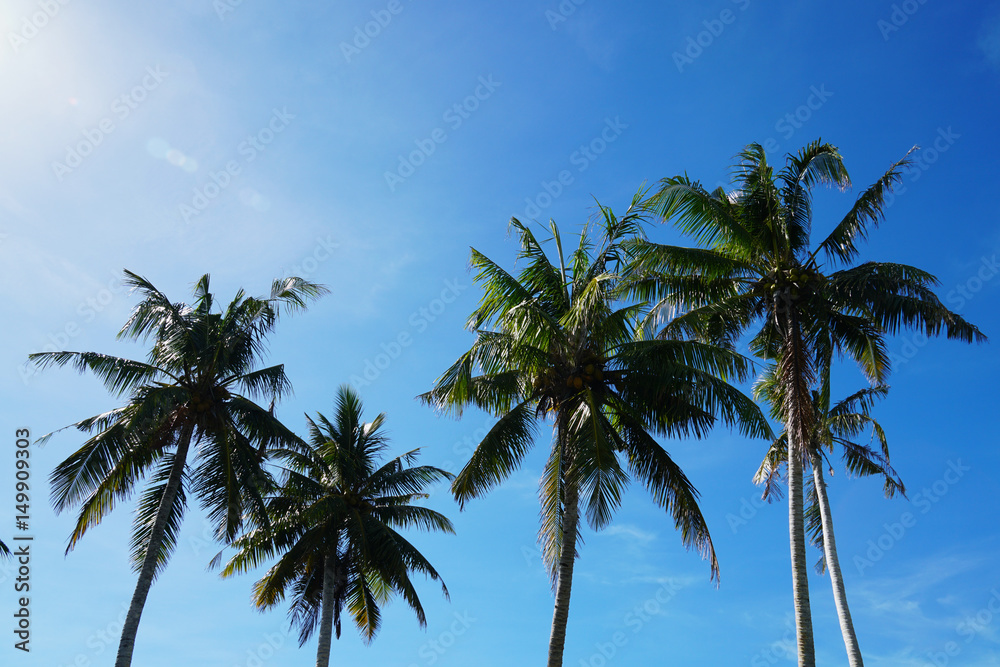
[219,385,453,667]
[631,140,985,666]
[0,539,8,557]
[754,364,905,667]
[27,270,326,667]
[420,197,771,667]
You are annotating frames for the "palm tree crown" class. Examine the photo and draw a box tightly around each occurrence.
[630,140,985,667]
[421,196,770,667]
[754,367,906,667]
[755,375,905,524]
[220,385,453,667]
[28,270,326,667]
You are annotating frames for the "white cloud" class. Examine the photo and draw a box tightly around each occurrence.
[601,523,657,543]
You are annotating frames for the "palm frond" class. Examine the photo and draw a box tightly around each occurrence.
[451,400,538,508]
[129,453,188,579]
[815,147,917,266]
[26,352,169,397]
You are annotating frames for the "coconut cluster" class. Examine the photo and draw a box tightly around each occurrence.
[531,349,612,395]
[564,349,606,391]
[190,387,231,412]
[759,265,825,300]
[343,491,372,511]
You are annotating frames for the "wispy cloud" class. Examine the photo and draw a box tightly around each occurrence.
[980,10,1000,70]
[600,523,657,543]
[848,550,1000,662]
[623,573,698,587]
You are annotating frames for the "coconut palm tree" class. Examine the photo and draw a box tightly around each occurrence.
[0,539,8,557]
[754,363,904,667]
[219,385,453,667]
[420,197,771,667]
[630,140,985,666]
[27,270,326,667]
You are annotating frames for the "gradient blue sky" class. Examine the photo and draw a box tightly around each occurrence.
[2,1,999,665]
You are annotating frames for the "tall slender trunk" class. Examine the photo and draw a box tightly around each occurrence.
[784,309,816,667]
[547,423,579,667]
[787,437,815,667]
[315,553,337,667]
[115,423,194,667]
[811,453,864,667]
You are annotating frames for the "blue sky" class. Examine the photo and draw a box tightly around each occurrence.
[2,1,999,665]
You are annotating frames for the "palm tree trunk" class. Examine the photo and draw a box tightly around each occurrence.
[115,423,194,667]
[811,453,864,666]
[787,438,815,667]
[315,553,337,667]
[547,424,579,667]
[784,310,816,667]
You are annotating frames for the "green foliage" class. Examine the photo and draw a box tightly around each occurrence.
[28,270,326,576]
[220,385,453,646]
[632,140,985,407]
[633,140,986,666]
[422,191,771,584]
[754,367,905,571]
